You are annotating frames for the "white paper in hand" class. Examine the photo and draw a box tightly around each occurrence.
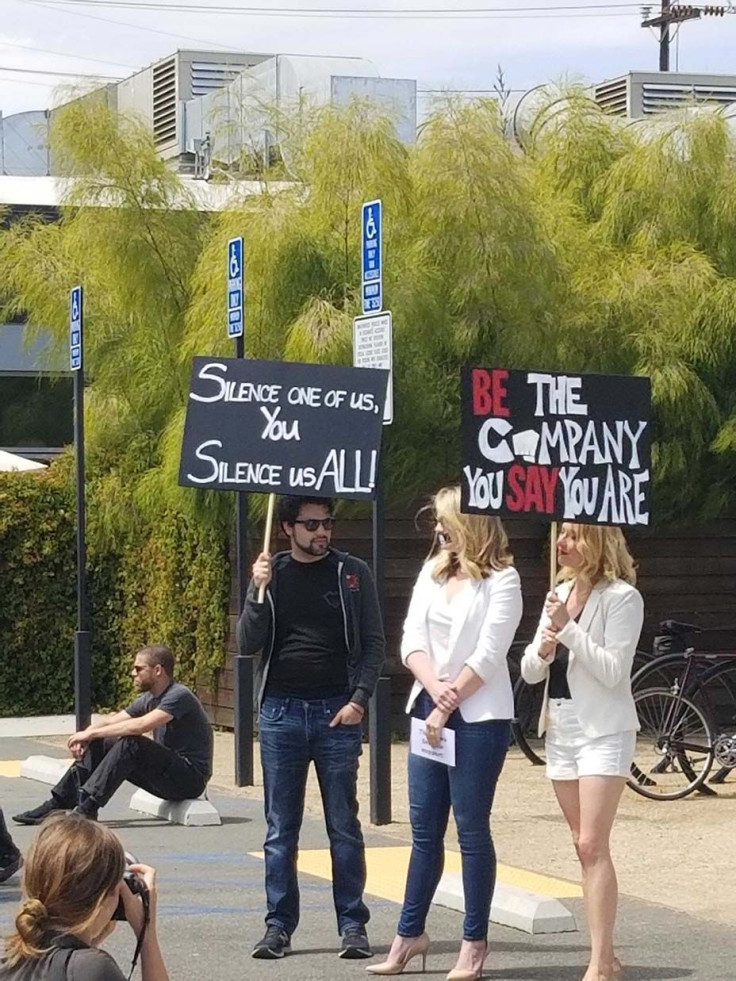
[410,717,456,767]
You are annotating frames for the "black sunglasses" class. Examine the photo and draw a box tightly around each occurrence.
[293,518,336,531]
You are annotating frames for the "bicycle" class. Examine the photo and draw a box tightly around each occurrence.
[628,619,736,800]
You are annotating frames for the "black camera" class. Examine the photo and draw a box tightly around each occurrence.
[112,853,150,922]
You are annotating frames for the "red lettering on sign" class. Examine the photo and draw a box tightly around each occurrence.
[472,369,510,417]
[539,467,559,514]
[505,464,525,512]
[505,465,560,514]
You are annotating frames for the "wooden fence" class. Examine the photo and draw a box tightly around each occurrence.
[197,511,736,731]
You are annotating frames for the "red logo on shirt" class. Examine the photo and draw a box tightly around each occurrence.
[346,574,360,591]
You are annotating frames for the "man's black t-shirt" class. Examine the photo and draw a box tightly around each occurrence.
[126,682,213,780]
[266,556,349,699]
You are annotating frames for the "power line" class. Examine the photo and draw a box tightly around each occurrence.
[17,0,242,51]
[13,0,652,17]
[0,73,62,88]
[0,39,139,70]
[0,64,122,78]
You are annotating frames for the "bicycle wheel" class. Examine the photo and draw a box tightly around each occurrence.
[511,675,546,766]
[631,652,689,695]
[696,660,736,735]
[628,687,715,801]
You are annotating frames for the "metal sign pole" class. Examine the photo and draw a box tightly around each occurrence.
[359,201,392,824]
[70,286,91,731]
[228,236,254,787]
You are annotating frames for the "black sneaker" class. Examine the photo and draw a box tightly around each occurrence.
[12,800,63,826]
[339,926,372,959]
[252,926,291,960]
[0,852,22,884]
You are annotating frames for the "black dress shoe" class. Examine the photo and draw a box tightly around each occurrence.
[340,926,372,959]
[252,926,291,959]
[72,797,99,821]
[12,800,63,826]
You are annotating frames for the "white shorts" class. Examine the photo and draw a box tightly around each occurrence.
[545,699,636,781]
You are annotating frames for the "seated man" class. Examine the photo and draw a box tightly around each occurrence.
[13,644,213,824]
[0,808,22,882]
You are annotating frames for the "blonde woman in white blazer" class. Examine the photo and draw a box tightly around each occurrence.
[521,522,643,981]
[368,486,522,981]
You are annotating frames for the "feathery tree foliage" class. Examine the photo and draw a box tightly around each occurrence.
[2,89,736,706]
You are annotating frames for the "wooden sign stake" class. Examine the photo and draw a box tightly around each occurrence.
[549,520,558,592]
[258,493,276,604]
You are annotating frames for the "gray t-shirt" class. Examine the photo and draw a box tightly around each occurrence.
[0,939,125,980]
[126,681,213,780]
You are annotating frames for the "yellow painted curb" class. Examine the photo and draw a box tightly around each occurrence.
[0,761,22,778]
[250,845,582,902]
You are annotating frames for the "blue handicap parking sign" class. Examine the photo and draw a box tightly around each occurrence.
[361,200,382,315]
[69,286,83,371]
[227,237,244,339]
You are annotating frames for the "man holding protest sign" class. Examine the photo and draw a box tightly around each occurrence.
[462,366,651,981]
[238,495,385,962]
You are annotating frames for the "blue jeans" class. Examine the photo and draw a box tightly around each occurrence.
[398,691,510,942]
[259,694,369,936]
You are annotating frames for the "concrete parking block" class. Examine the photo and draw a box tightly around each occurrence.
[19,754,70,785]
[434,872,578,934]
[129,789,222,826]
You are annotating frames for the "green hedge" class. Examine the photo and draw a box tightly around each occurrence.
[0,467,230,716]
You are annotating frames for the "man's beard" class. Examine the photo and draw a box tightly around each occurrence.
[295,538,329,557]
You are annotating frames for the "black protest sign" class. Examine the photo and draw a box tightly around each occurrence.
[179,358,389,500]
[461,367,652,526]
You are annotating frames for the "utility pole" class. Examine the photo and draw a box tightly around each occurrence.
[641,4,726,72]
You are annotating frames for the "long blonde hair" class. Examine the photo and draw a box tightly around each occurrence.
[3,816,125,966]
[427,485,513,581]
[557,522,637,586]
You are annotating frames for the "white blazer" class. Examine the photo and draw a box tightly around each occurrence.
[520,578,643,739]
[400,562,523,723]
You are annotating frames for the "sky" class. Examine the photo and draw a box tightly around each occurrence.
[0,0,735,119]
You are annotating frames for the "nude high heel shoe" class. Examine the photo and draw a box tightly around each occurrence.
[583,962,622,981]
[445,941,488,980]
[366,934,430,975]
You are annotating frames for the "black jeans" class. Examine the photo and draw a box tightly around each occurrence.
[51,737,207,808]
[0,808,18,858]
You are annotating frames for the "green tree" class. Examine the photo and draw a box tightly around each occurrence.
[4,90,736,714]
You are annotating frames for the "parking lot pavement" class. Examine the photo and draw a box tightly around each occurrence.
[0,736,735,980]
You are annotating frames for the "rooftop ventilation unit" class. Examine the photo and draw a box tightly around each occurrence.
[594,71,736,118]
[115,50,273,161]
[152,57,177,147]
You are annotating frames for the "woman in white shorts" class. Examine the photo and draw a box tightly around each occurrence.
[521,522,643,981]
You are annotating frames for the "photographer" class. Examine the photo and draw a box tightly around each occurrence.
[0,815,168,981]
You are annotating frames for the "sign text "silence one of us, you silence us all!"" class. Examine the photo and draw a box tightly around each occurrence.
[178,358,389,500]
[461,367,652,526]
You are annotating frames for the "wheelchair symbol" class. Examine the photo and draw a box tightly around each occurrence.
[229,244,241,279]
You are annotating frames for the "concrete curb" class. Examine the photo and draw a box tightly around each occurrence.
[20,755,69,785]
[434,872,578,934]
[0,715,106,738]
[129,789,221,827]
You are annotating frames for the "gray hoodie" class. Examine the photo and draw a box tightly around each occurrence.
[237,548,385,709]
